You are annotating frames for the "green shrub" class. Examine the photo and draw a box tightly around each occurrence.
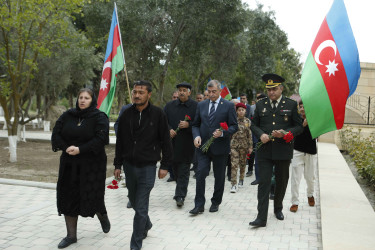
[340,128,375,189]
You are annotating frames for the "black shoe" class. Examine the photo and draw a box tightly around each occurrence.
[251,180,259,185]
[143,222,153,239]
[167,177,175,182]
[58,237,77,249]
[176,197,184,207]
[249,219,266,227]
[269,193,275,200]
[275,211,284,220]
[209,204,219,213]
[98,214,111,233]
[127,200,132,208]
[246,171,253,177]
[189,206,204,215]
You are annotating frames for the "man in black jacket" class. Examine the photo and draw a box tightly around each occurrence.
[114,80,173,250]
[164,82,197,207]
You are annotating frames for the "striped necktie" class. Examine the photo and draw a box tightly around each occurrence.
[209,101,216,125]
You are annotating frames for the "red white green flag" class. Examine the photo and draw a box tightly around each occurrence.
[97,4,125,116]
[299,0,361,138]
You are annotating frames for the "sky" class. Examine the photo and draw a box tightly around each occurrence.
[243,0,375,64]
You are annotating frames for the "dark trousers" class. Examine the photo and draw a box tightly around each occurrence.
[195,150,228,208]
[227,154,231,180]
[123,163,156,250]
[256,159,290,222]
[173,162,191,199]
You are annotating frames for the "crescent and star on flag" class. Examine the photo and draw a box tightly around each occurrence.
[100,61,112,91]
[314,40,339,77]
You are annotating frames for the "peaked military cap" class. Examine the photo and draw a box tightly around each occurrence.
[262,73,285,88]
[176,82,192,89]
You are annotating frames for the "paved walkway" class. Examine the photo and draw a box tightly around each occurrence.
[0,165,322,249]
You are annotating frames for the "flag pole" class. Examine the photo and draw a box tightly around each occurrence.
[114,2,132,103]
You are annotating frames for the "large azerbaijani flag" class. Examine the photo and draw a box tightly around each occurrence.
[299,0,361,138]
[97,4,125,116]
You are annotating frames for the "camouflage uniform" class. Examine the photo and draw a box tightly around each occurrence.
[230,117,252,185]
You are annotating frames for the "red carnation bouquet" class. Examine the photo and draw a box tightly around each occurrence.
[175,115,192,133]
[255,131,294,151]
[200,122,229,153]
[107,179,119,189]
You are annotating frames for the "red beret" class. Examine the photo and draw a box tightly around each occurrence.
[235,103,247,110]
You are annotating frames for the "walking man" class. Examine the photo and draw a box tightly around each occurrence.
[250,74,303,227]
[190,79,238,215]
[164,82,197,207]
[114,80,173,249]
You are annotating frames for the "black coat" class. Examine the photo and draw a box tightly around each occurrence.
[52,100,109,217]
[164,98,197,163]
[113,103,173,170]
[251,96,303,160]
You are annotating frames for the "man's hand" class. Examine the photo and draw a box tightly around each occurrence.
[158,169,168,179]
[260,134,270,144]
[271,129,285,138]
[178,120,189,129]
[66,146,80,155]
[303,119,308,127]
[114,169,121,180]
[249,148,253,154]
[194,136,201,148]
[170,129,177,138]
[213,129,222,138]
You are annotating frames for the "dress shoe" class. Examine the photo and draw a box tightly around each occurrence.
[98,214,111,233]
[167,177,175,182]
[189,206,204,215]
[274,211,284,220]
[249,219,266,227]
[290,204,298,212]
[246,171,253,177]
[308,196,315,206]
[58,237,77,249]
[127,200,132,208]
[175,197,184,207]
[143,222,153,239]
[251,180,259,185]
[209,204,219,213]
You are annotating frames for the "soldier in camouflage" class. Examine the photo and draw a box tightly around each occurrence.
[230,102,253,193]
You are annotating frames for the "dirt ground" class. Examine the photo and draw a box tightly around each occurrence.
[0,138,116,183]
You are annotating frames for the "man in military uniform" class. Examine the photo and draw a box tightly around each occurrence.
[250,73,303,227]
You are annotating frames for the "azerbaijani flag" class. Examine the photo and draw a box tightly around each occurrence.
[299,0,361,138]
[220,84,232,100]
[97,4,125,116]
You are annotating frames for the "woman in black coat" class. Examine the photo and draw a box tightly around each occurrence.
[52,88,110,249]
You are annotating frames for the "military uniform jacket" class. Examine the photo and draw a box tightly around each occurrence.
[231,117,252,150]
[251,96,303,160]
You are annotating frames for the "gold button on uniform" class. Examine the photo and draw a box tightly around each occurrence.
[272,122,275,125]
[273,114,275,117]
[272,139,275,141]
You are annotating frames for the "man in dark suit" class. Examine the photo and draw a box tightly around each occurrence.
[249,74,303,227]
[164,82,197,207]
[239,93,251,118]
[190,79,238,215]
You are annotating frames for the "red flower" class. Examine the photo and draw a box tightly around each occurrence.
[185,115,191,121]
[107,178,120,189]
[113,185,119,189]
[283,131,294,143]
[220,122,229,131]
[246,153,250,160]
[107,185,114,189]
[112,179,118,185]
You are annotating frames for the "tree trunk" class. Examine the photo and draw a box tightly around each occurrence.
[8,135,18,162]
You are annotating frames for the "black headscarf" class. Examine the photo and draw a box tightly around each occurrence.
[68,89,102,118]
